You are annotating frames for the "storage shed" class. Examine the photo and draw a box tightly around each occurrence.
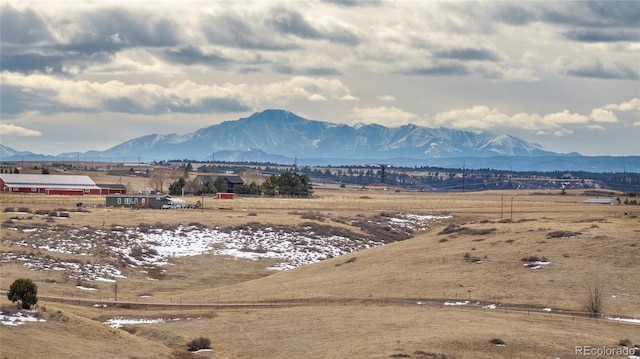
[0,174,102,195]
[96,183,127,195]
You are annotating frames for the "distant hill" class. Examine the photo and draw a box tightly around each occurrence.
[2,110,639,172]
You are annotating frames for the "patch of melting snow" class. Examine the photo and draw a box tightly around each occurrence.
[483,304,497,309]
[76,285,98,291]
[3,213,450,280]
[0,311,46,326]
[525,261,550,269]
[105,317,172,328]
[444,300,469,306]
[607,317,640,324]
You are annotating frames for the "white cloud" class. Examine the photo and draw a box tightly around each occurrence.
[602,97,640,113]
[431,106,607,137]
[376,95,396,102]
[0,72,356,115]
[589,108,618,123]
[0,123,42,136]
[585,124,605,130]
[347,106,417,127]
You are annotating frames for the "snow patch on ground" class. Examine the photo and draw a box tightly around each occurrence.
[444,300,469,306]
[0,310,45,326]
[76,285,97,291]
[1,213,450,281]
[524,261,550,269]
[607,317,640,324]
[105,317,174,328]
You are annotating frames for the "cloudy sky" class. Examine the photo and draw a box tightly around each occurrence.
[1,0,639,157]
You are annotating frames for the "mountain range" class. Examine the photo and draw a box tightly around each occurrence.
[2,109,638,172]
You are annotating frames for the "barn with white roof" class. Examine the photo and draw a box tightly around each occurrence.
[0,174,103,195]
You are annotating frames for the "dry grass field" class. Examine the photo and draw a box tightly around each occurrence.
[1,177,639,359]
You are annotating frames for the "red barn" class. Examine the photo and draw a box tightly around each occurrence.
[96,183,128,195]
[0,174,103,195]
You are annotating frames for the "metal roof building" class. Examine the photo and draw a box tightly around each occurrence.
[582,197,619,205]
[0,174,102,195]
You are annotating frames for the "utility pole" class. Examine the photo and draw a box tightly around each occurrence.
[623,167,626,196]
[462,160,466,192]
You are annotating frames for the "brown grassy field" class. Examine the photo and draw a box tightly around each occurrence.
[1,180,639,359]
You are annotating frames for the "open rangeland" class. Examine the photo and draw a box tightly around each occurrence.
[1,183,639,359]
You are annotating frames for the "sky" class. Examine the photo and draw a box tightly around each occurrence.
[1,0,639,157]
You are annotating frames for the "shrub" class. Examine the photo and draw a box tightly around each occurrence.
[186,337,211,351]
[464,253,482,263]
[585,276,605,317]
[547,230,581,238]
[3,207,15,213]
[619,338,632,347]
[489,338,506,345]
[438,224,458,235]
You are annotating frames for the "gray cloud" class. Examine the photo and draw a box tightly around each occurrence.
[433,48,500,62]
[0,53,65,75]
[0,85,68,117]
[489,4,536,25]
[561,59,639,80]
[161,46,230,67]
[272,64,341,76]
[0,5,53,44]
[403,63,470,77]
[584,1,640,27]
[203,13,299,51]
[563,29,640,43]
[270,7,360,45]
[322,0,383,7]
[271,8,321,39]
[539,1,640,28]
[74,7,181,48]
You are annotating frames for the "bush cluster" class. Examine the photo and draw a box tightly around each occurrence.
[186,337,211,351]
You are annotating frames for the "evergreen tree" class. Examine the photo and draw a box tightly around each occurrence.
[168,178,186,195]
[7,278,38,309]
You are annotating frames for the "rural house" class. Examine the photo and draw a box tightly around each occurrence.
[105,194,185,209]
[191,174,244,193]
[0,173,103,195]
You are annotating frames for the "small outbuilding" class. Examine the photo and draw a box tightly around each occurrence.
[96,183,127,195]
[583,197,619,205]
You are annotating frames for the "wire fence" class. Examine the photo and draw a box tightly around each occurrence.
[17,290,637,327]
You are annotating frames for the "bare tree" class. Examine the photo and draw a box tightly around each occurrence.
[148,168,182,194]
[585,276,605,317]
